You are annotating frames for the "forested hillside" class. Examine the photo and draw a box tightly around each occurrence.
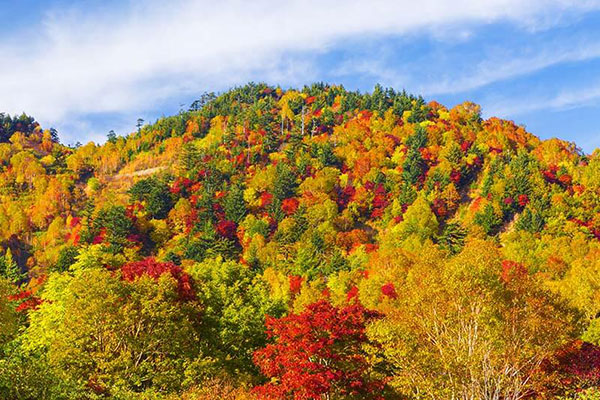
[1,83,600,399]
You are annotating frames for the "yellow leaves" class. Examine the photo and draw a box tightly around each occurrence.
[438,110,451,121]
[45,217,66,246]
[382,107,398,131]
[268,151,286,163]
[277,90,306,121]
[40,154,55,167]
[338,173,349,188]
[442,183,461,210]
[9,132,28,150]
[198,116,227,150]
[243,232,268,266]
[185,118,200,135]
[149,219,170,247]
[262,267,290,305]
[243,187,258,207]
[383,195,438,250]
[0,143,12,162]
[66,142,97,174]
[299,166,340,194]
[247,163,275,194]
[391,145,407,166]
[331,94,342,113]
[291,277,325,313]
[490,177,506,199]
[548,249,600,319]
[168,198,192,234]
[305,198,338,225]
[0,277,19,346]
[6,202,30,236]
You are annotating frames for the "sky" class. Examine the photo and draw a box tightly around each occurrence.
[1,0,599,152]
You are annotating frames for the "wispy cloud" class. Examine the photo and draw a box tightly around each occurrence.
[1,0,599,142]
[333,34,600,97]
[484,80,600,117]
[421,42,600,95]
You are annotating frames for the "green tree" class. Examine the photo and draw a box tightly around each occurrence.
[52,245,79,273]
[272,163,297,201]
[474,203,502,234]
[0,249,24,285]
[186,257,285,378]
[94,205,134,252]
[402,148,426,185]
[389,195,438,247]
[224,184,247,224]
[24,266,206,397]
[129,177,173,219]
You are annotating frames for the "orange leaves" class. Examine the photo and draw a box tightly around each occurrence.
[336,229,369,252]
[281,198,299,216]
[500,260,528,284]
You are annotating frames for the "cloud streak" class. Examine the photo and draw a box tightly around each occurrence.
[420,42,600,96]
[485,80,600,117]
[1,0,600,142]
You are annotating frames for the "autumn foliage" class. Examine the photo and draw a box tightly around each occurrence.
[253,300,384,399]
[121,258,195,300]
[0,83,599,398]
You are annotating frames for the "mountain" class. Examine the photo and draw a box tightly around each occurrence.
[0,83,599,399]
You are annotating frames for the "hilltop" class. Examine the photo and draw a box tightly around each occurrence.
[0,83,599,399]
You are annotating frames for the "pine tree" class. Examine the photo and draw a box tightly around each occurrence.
[273,163,297,201]
[224,184,247,224]
[0,249,24,285]
[438,222,467,254]
[180,143,201,173]
[402,148,426,185]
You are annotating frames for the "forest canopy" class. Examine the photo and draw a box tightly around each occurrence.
[0,83,599,399]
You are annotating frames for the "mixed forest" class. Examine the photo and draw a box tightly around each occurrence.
[0,83,600,399]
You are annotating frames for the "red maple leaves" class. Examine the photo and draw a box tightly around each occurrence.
[380,283,398,299]
[281,198,300,216]
[8,290,43,312]
[216,219,237,240]
[541,340,600,395]
[289,275,303,295]
[253,300,384,400]
[518,194,529,207]
[121,258,195,300]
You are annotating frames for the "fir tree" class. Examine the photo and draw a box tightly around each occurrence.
[0,249,24,285]
[224,184,247,224]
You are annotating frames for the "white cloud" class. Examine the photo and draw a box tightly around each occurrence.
[333,35,600,97]
[483,80,600,118]
[421,42,600,95]
[1,0,599,142]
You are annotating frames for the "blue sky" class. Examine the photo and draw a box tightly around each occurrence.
[1,0,599,152]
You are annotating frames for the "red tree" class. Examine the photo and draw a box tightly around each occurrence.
[288,275,303,295]
[253,300,385,400]
[121,258,195,300]
[541,340,600,396]
[8,290,43,312]
[518,194,529,207]
[281,198,300,216]
[381,283,398,299]
[216,219,237,240]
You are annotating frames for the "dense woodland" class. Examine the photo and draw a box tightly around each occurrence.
[0,83,600,399]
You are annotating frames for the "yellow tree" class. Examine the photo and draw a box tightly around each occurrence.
[366,240,579,399]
